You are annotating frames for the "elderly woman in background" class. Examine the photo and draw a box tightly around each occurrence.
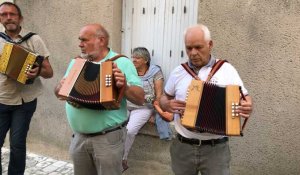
[122,47,165,171]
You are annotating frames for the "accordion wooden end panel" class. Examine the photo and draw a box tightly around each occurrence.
[181,80,203,128]
[181,79,242,136]
[100,61,119,110]
[58,58,120,110]
[226,85,241,136]
[0,42,42,84]
[58,58,86,100]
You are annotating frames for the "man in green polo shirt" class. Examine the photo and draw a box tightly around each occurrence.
[55,23,144,175]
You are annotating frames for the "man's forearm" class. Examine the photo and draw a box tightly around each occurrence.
[125,85,144,105]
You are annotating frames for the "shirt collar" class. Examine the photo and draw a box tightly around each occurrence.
[187,55,216,73]
[1,27,31,40]
[94,48,114,63]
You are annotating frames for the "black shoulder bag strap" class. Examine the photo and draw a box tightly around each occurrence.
[0,32,36,44]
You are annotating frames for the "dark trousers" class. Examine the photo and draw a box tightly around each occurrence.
[0,99,37,175]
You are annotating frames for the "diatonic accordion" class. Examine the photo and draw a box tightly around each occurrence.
[0,42,43,84]
[58,58,121,110]
[181,80,242,136]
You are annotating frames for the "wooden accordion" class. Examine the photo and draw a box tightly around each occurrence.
[181,80,242,136]
[0,42,43,84]
[58,58,121,110]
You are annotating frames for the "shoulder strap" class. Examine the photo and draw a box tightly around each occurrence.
[106,54,127,62]
[0,32,36,44]
[0,32,13,43]
[181,60,227,81]
[16,32,36,44]
[181,62,200,80]
[206,59,227,81]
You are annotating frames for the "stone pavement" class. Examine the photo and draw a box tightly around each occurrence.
[1,148,74,175]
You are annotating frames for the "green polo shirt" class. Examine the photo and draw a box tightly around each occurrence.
[64,50,141,133]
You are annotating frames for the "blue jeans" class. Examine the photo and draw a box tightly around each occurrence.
[0,99,37,175]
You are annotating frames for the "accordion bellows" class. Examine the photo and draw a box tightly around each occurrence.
[58,58,120,110]
[181,80,242,136]
[0,42,43,84]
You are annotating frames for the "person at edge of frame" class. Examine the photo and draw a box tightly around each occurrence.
[0,2,53,175]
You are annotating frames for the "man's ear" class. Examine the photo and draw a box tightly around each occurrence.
[20,16,24,23]
[208,40,213,50]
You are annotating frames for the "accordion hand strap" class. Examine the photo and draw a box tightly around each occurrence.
[106,54,128,104]
[240,92,249,135]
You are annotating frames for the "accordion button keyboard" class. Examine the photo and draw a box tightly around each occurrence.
[105,75,112,87]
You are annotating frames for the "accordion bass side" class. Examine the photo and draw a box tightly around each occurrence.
[181,80,242,136]
[58,58,121,110]
[0,42,43,84]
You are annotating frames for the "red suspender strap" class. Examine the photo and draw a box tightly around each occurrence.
[206,60,227,81]
[181,59,227,82]
[181,62,200,80]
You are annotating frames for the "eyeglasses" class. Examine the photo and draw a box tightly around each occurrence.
[0,12,19,17]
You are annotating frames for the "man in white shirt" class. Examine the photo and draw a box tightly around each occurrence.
[160,24,253,175]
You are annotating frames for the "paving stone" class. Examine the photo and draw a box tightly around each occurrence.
[1,148,73,175]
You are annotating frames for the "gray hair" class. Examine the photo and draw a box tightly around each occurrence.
[184,24,212,41]
[132,47,151,66]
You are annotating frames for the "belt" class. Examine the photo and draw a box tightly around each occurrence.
[82,121,127,137]
[177,134,228,146]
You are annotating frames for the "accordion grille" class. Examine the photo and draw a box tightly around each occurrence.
[69,62,101,104]
[182,80,241,136]
[196,83,226,135]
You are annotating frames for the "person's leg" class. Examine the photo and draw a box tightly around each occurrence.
[93,127,126,175]
[69,133,98,175]
[199,142,231,175]
[0,103,13,174]
[170,139,199,175]
[123,108,152,160]
[8,99,37,175]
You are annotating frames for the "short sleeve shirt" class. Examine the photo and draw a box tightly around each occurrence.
[164,56,248,140]
[65,49,142,134]
[0,28,50,105]
[127,66,164,110]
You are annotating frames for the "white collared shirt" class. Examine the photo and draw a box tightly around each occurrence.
[164,56,248,140]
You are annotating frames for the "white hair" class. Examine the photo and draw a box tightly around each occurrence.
[184,24,212,41]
